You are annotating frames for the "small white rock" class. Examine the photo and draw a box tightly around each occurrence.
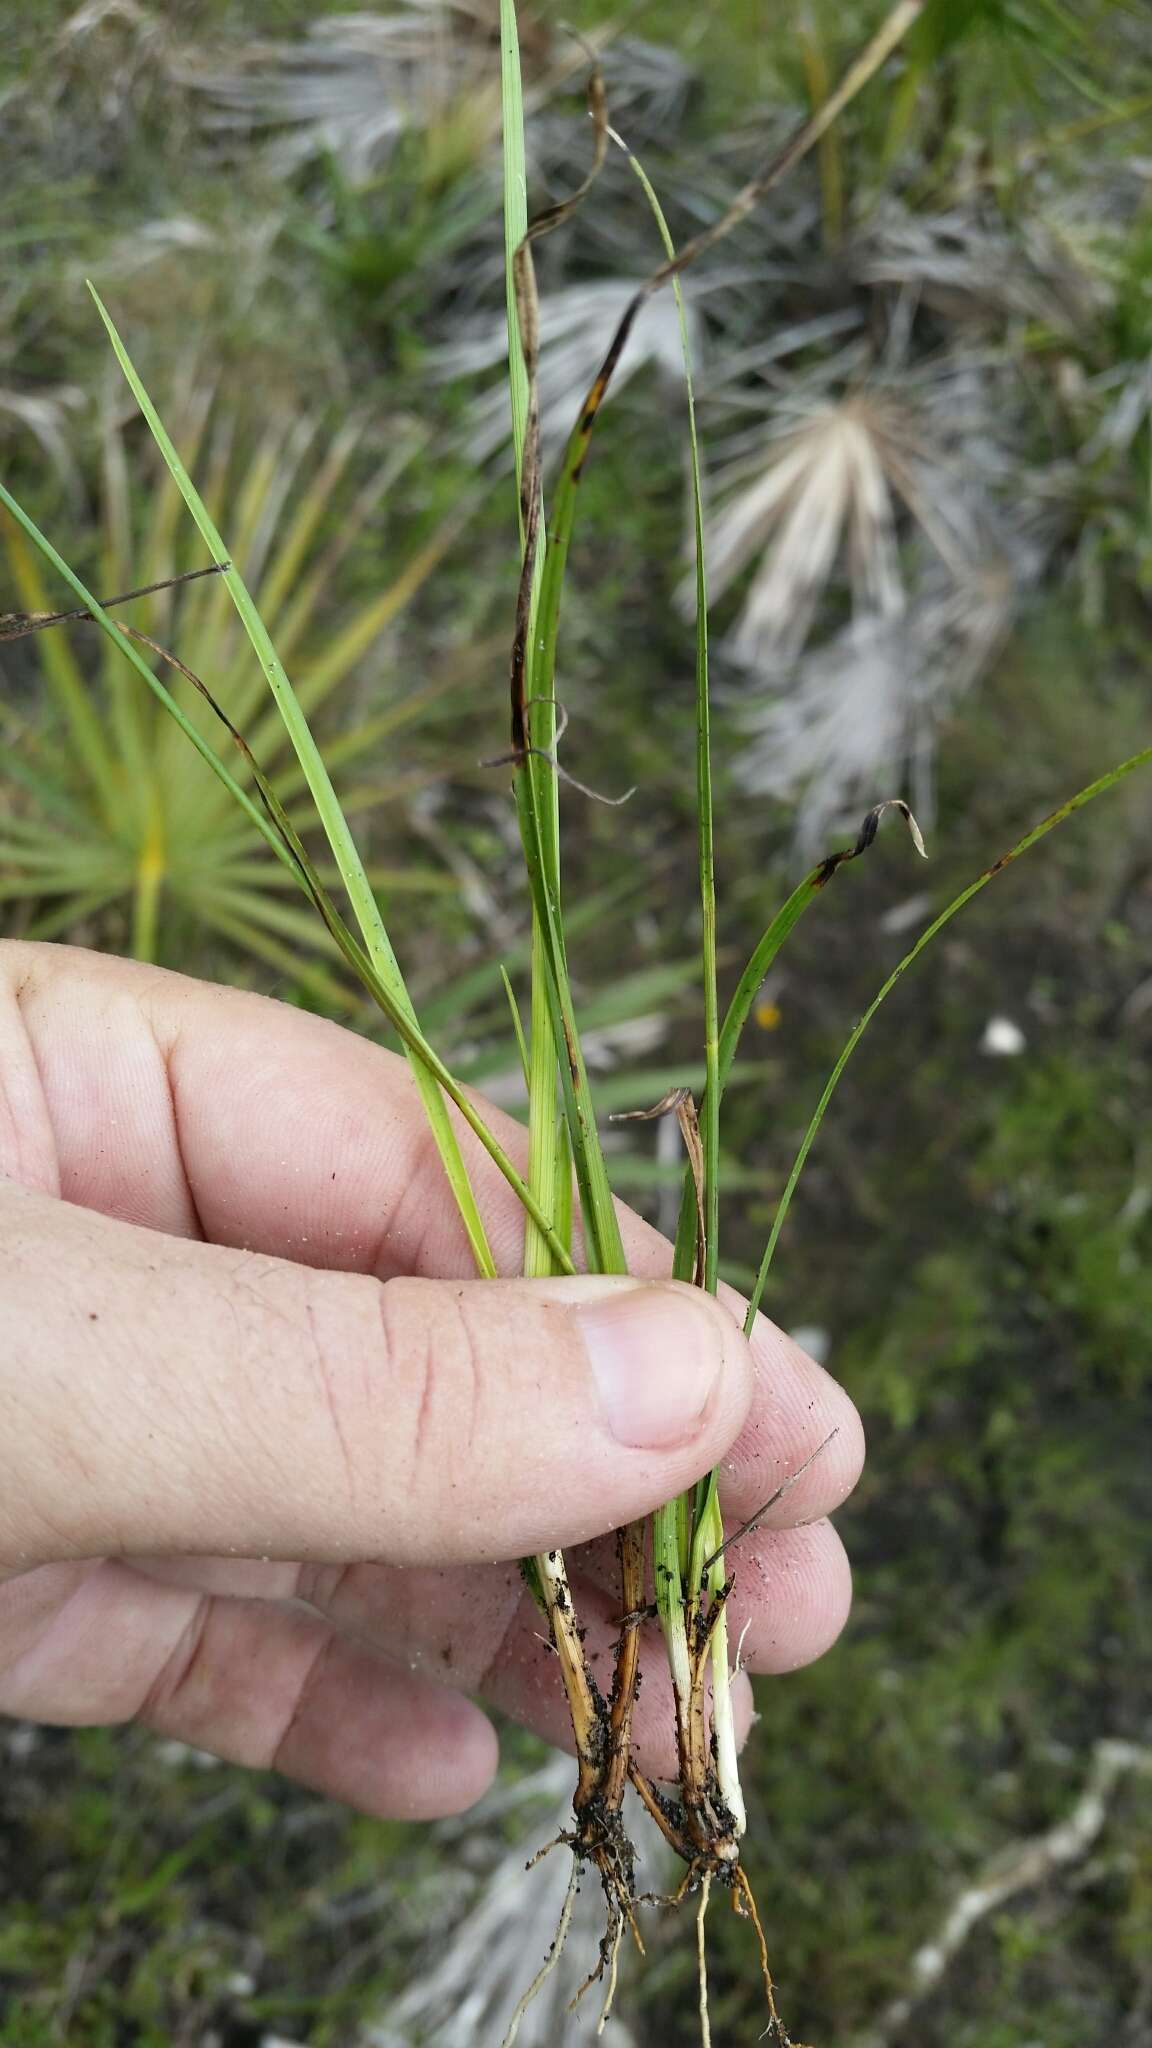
[980,1015,1026,1056]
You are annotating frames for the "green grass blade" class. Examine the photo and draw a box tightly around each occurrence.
[668,807,925,1288]
[20,887,125,942]
[500,0,532,485]
[89,287,402,972]
[621,143,719,1295]
[621,138,738,1786]
[89,285,498,1280]
[501,965,531,1090]
[500,0,572,1283]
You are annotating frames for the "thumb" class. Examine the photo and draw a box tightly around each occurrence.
[1,1183,752,1568]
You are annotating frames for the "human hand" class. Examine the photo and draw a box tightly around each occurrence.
[0,943,863,1820]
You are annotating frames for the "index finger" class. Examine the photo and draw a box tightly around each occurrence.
[1,942,863,1524]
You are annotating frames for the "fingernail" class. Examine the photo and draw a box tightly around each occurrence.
[548,1278,728,1449]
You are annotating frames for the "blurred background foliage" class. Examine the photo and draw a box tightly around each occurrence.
[1,0,1151,2043]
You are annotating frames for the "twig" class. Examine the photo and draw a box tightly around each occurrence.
[854,1739,1152,2048]
[0,563,226,639]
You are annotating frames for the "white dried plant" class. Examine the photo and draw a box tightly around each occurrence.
[0,386,86,503]
[178,5,498,182]
[42,0,178,129]
[691,384,974,667]
[436,279,703,461]
[856,199,1097,330]
[736,552,1026,849]
[370,1754,667,2047]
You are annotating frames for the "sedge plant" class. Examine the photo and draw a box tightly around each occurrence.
[4,1,1152,2040]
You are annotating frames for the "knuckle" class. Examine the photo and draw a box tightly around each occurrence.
[137,1595,213,1726]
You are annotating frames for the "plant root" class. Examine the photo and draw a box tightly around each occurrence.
[697,1869,713,2048]
[629,1765,812,2048]
[499,1858,580,2048]
[514,1541,648,2032]
[594,1908,626,2035]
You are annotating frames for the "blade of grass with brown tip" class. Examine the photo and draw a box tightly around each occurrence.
[747,746,1152,1332]
[670,799,927,1280]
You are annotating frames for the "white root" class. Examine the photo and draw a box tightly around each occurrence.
[596,1913,626,2036]
[697,1870,713,2048]
[501,1858,580,2048]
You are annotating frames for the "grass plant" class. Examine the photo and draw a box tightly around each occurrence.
[3,1,1152,2040]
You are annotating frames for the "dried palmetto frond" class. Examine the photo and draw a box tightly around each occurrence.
[693,384,975,666]
[177,5,496,180]
[369,1754,665,2046]
[0,386,85,502]
[600,34,696,135]
[736,553,1026,849]
[176,3,593,184]
[98,214,222,278]
[52,0,170,68]
[42,0,179,130]
[436,279,703,461]
[856,200,1096,331]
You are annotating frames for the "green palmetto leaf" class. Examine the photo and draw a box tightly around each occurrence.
[192,902,364,1011]
[224,860,457,897]
[0,847,130,885]
[85,354,494,1277]
[267,650,490,795]
[7,423,565,1286]
[0,749,95,832]
[0,482,292,867]
[4,382,471,992]
[20,889,126,943]
[271,504,476,722]
[2,511,122,824]
[13,292,499,1276]
[197,884,351,956]
[253,421,365,627]
[4,463,579,1271]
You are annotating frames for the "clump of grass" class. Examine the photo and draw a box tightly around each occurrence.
[4,0,1152,2039]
